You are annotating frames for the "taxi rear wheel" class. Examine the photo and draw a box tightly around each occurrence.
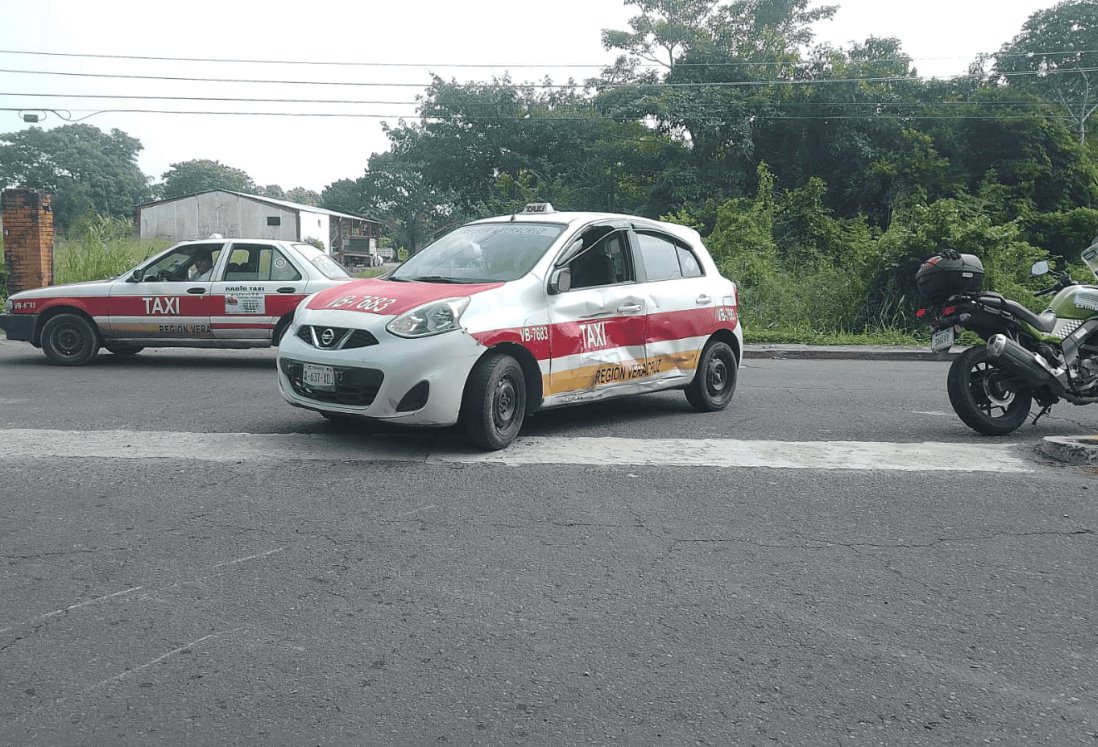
[686,340,737,412]
[41,313,100,366]
[462,353,527,451]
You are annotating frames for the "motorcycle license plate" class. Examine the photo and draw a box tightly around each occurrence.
[931,327,955,353]
[303,362,336,391]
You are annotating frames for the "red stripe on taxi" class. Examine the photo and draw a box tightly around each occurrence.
[472,305,738,361]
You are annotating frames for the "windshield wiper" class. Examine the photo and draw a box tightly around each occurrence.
[401,275,464,283]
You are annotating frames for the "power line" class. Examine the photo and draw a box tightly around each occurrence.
[0,91,419,106]
[0,47,1095,70]
[0,107,1074,123]
[0,91,1074,109]
[2,65,1092,89]
[0,48,602,70]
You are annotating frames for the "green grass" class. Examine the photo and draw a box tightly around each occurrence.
[354,267,389,279]
[742,325,924,346]
[54,235,170,285]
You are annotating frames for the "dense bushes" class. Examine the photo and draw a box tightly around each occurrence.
[678,164,1079,342]
[53,215,165,286]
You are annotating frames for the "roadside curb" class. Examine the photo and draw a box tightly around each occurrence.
[1037,436,1098,466]
[744,345,960,361]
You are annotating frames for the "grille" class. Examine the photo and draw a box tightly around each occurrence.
[281,359,384,407]
[296,325,379,350]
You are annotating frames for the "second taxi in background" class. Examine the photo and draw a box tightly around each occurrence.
[278,204,743,450]
[0,237,353,365]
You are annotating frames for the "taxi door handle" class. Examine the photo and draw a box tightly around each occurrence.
[696,294,712,305]
[617,303,644,314]
[187,287,206,295]
[277,287,298,294]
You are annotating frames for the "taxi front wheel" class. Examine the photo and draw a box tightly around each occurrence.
[41,313,101,366]
[462,353,527,450]
[686,340,737,412]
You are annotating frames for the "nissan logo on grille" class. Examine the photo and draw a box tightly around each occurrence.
[320,328,337,347]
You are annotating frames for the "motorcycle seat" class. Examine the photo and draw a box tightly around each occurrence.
[976,292,1058,333]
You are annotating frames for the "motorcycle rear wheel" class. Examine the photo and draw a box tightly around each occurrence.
[947,346,1032,436]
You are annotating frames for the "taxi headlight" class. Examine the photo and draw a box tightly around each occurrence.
[387,297,470,338]
[2,298,12,314]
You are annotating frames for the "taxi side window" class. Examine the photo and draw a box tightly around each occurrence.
[569,231,634,289]
[636,232,703,281]
[144,243,222,282]
[266,248,302,281]
[222,245,302,282]
[677,245,703,278]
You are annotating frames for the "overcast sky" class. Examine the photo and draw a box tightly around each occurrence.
[0,0,1063,195]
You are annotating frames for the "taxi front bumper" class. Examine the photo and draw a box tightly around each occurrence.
[277,321,487,427]
[0,313,35,342]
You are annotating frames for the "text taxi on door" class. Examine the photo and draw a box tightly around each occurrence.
[278,204,742,450]
[0,237,352,365]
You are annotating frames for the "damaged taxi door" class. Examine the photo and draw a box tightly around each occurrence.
[545,222,649,403]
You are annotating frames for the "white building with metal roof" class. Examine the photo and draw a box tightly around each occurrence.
[135,190,381,260]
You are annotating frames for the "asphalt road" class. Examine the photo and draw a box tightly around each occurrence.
[1,341,1097,745]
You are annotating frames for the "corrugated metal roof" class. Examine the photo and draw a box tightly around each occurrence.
[136,189,380,223]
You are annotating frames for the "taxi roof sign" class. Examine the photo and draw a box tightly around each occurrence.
[521,202,555,214]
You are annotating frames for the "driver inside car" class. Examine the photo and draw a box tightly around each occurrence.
[191,251,214,281]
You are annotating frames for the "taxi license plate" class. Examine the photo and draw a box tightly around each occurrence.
[931,327,955,353]
[303,363,336,391]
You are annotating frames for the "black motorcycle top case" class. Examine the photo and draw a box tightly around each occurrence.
[916,253,985,304]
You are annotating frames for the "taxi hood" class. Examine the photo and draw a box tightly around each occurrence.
[305,277,504,316]
[11,278,116,299]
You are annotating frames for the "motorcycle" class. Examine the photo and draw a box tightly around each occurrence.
[915,242,1098,435]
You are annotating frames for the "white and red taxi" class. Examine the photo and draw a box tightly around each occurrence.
[0,237,352,365]
[278,204,742,450]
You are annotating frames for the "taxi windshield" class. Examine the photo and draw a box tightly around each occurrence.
[391,222,565,283]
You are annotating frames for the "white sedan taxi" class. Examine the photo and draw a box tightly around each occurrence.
[1,237,353,365]
[277,205,742,450]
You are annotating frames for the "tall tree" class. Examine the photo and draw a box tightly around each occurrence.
[159,159,256,199]
[595,0,841,208]
[600,0,836,75]
[939,87,1098,213]
[601,0,721,72]
[325,150,458,254]
[285,187,320,206]
[0,124,150,231]
[995,1,1098,143]
[258,184,285,199]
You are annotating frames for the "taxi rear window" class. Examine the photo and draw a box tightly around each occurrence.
[292,243,351,279]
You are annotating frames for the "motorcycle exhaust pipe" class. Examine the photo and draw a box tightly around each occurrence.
[986,334,1062,390]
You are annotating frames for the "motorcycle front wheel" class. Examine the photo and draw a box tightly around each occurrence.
[946,346,1032,436]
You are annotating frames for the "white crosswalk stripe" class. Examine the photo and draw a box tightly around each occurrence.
[0,429,1035,472]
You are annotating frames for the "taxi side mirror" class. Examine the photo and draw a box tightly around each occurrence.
[129,269,143,282]
[548,267,572,295]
